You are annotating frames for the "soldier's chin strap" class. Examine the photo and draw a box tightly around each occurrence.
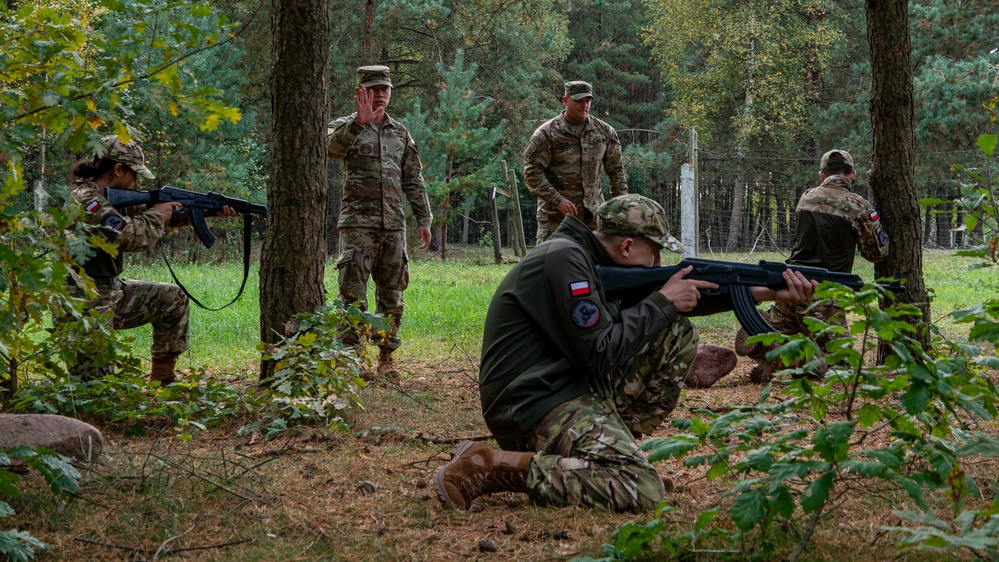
[162,214,254,311]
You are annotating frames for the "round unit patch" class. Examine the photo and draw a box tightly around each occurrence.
[571,300,600,328]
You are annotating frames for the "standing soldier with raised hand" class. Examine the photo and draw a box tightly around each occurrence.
[327,65,433,380]
[524,80,629,244]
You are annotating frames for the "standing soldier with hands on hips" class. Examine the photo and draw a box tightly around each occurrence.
[327,65,433,380]
[524,80,628,244]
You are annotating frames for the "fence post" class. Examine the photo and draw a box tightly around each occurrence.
[681,127,699,258]
[489,186,503,264]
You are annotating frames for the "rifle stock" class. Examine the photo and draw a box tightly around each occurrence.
[596,258,904,336]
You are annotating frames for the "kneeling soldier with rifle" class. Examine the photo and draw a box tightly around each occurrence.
[66,135,241,383]
[434,194,818,512]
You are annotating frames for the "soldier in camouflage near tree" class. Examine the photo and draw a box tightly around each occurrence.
[67,135,237,383]
[524,81,629,244]
[434,194,816,512]
[735,149,890,382]
[327,65,433,379]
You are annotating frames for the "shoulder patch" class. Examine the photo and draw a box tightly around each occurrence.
[571,300,600,328]
[870,210,879,221]
[569,280,591,297]
[85,200,101,213]
[102,215,125,231]
[877,227,888,246]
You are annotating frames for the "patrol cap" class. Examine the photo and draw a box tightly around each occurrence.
[597,194,686,253]
[820,149,855,172]
[357,65,392,88]
[563,81,594,101]
[101,135,155,179]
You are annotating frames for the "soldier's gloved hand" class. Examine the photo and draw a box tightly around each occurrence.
[556,198,577,217]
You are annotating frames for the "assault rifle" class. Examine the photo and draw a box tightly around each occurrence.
[105,185,267,311]
[106,185,267,248]
[596,258,904,336]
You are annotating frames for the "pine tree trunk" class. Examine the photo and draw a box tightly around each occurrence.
[259,0,330,381]
[725,143,747,252]
[866,0,930,358]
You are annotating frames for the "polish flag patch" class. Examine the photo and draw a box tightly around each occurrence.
[869,211,879,221]
[85,200,101,213]
[569,280,591,297]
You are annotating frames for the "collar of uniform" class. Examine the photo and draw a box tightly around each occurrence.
[820,175,854,192]
[352,112,399,129]
[549,214,614,266]
[554,111,593,136]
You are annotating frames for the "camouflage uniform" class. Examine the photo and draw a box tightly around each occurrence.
[66,137,189,376]
[739,150,889,380]
[479,195,690,511]
[524,81,628,244]
[327,66,432,350]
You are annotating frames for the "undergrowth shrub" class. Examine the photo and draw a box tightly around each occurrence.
[578,281,999,561]
[0,447,81,561]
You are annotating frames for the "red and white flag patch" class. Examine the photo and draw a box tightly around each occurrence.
[569,280,591,297]
[85,200,101,213]
[869,211,879,221]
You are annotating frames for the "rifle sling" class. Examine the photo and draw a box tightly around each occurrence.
[162,213,253,311]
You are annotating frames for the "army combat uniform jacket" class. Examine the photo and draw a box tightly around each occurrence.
[524,113,628,235]
[327,113,432,231]
[479,215,678,451]
[787,175,889,272]
[70,180,168,282]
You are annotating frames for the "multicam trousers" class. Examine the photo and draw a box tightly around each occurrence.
[524,318,698,512]
[335,227,409,351]
[66,278,189,377]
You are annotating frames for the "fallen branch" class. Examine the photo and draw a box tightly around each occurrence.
[413,432,493,445]
[74,536,252,555]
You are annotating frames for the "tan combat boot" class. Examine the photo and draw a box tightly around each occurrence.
[148,355,178,384]
[433,441,534,509]
[377,347,401,379]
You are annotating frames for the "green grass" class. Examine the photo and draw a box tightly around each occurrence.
[123,247,995,373]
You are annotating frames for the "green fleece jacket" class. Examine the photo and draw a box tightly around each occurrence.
[478,216,679,451]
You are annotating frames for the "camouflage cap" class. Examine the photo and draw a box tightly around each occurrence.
[820,149,854,172]
[563,80,594,101]
[101,135,155,179]
[597,194,686,253]
[357,65,392,88]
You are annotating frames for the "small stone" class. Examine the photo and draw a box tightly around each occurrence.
[478,539,498,552]
[685,345,738,388]
[504,521,518,535]
[356,480,378,495]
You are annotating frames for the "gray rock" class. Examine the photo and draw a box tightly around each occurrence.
[0,414,104,462]
[685,344,738,389]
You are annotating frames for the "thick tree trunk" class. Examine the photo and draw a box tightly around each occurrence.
[866,0,930,358]
[260,0,330,380]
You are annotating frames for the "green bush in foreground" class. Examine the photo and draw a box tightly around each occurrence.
[0,447,81,562]
[578,282,999,561]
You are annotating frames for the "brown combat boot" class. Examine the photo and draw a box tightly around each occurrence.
[433,441,533,509]
[148,355,178,384]
[377,347,400,379]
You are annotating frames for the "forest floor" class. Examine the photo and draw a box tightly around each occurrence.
[9,328,983,562]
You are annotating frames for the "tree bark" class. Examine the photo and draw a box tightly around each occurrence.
[725,142,747,252]
[259,0,331,380]
[866,0,930,357]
